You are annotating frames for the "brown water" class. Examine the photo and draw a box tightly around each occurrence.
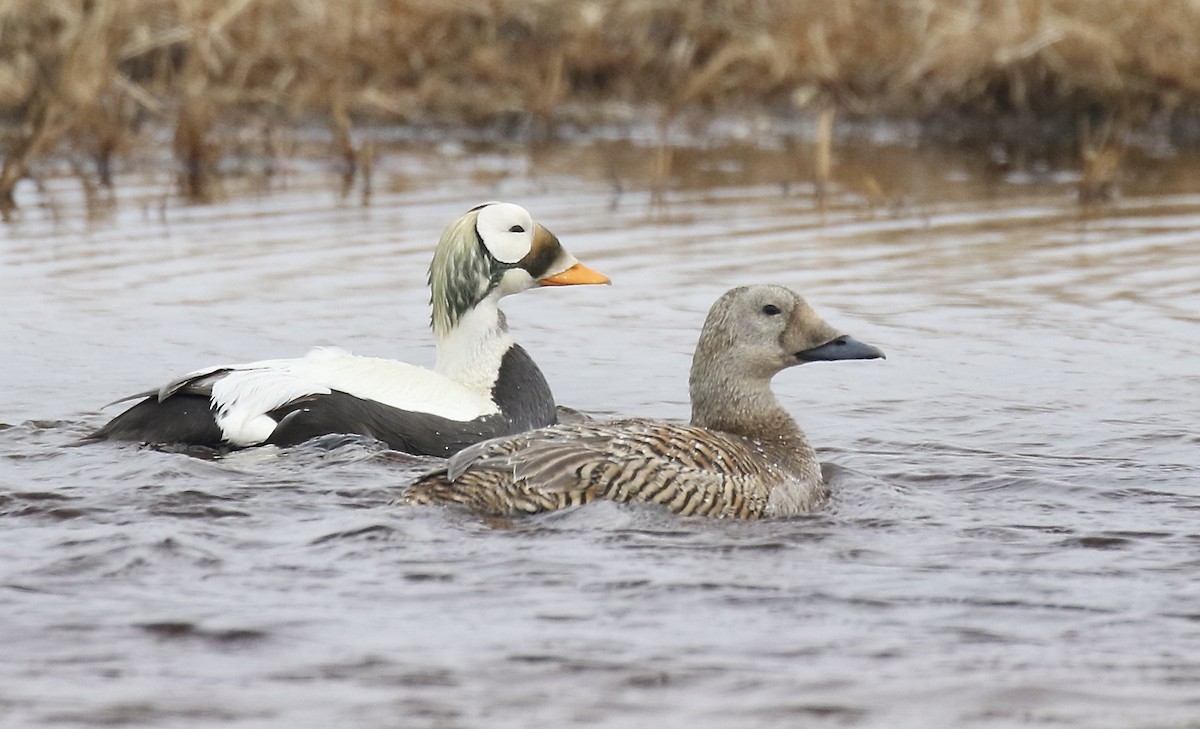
[2,135,1199,728]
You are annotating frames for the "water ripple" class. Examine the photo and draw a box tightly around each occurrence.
[2,141,1200,728]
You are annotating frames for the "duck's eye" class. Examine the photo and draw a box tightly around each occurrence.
[762,304,781,316]
[508,225,525,233]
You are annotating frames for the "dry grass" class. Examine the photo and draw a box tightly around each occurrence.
[4,0,1200,207]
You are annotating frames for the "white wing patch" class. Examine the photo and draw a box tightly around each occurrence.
[192,347,499,446]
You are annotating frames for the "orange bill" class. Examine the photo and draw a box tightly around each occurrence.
[539,262,611,286]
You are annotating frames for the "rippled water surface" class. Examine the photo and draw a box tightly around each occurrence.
[3,137,1199,728]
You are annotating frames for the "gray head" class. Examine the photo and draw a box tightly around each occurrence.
[689,285,884,429]
[428,202,610,337]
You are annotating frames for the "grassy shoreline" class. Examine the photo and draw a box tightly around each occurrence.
[3,0,1198,206]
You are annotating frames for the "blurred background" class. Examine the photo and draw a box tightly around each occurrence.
[4,0,1200,207]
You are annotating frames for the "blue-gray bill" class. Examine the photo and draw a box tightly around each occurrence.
[795,335,885,363]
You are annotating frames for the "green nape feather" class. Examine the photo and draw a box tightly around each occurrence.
[428,209,499,337]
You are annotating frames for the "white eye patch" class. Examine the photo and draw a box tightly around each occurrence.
[475,202,535,264]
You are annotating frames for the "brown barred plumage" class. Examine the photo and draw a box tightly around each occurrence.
[401,285,885,520]
[403,418,823,518]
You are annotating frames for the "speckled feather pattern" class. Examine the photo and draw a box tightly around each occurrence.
[403,417,828,518]
[428,209,493,338]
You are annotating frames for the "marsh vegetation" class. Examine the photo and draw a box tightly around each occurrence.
[2,0,1197,208]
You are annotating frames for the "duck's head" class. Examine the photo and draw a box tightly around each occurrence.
[693,285,885,386]
[429,202,610,336]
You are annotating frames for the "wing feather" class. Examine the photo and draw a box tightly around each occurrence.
[408,418,781,518]
[104,347,504,445]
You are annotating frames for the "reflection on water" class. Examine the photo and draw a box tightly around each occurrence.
[2,138,1200,728]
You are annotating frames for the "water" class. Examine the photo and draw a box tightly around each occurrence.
[2,137,1199,728]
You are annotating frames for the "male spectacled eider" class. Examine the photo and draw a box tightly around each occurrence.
[90,202,611,456]
[402,285,884,518]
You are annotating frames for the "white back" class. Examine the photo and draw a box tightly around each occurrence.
[204,348,500,445]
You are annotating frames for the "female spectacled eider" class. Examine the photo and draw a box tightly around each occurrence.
[402,285,884,518]
[90,202,610,456]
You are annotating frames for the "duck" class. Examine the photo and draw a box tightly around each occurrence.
[401,285,885,518]
[89,202,611,456]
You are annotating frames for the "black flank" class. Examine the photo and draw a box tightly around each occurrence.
[265,393,515,457]
[268,346,557,456]
[87,394,225,447]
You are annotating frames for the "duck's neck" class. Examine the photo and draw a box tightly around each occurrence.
[691,366,826,516]
[690,373,793,437]
[689,366,813,467]
[434,295,514,397]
